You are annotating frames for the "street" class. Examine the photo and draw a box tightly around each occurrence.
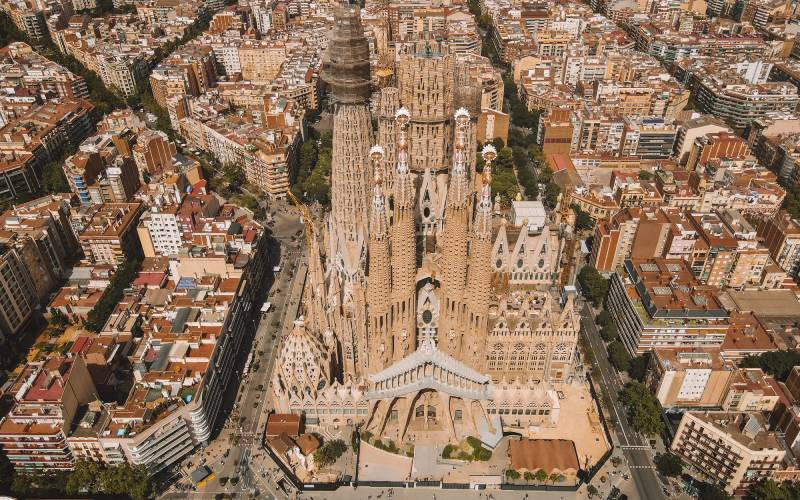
[159,203,306,499]
[579,301,667,500]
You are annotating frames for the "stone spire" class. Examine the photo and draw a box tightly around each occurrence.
[390,108,416,359]
[367,146,393,372]
[377,88,400,193]
[462,145,497,369]
[323,4,374,281]
[438,108,473,355]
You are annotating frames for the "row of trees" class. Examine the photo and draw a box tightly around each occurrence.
[487,147,521,206]
[291,131,332,207]
[504,468,566,484]
[3,459,149,499]
[741,350,800,381]
[619,381,665,437]
[503,76,540,130]
[578,266,608,307]
[594,302,648,380]
[85,257,143,332]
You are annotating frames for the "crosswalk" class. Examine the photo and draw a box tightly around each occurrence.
[235,432,259,446]
[619,445,651,450]
[629,465,656,470]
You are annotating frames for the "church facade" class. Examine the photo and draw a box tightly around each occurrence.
[271,4,580,446]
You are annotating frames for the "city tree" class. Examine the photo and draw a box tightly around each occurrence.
[620,382,665,437]
[654,453,682,477]
[578,266,608,307]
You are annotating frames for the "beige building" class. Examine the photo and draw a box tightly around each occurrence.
[78,203,144,266]
[671,411,787,495]
[238,42,286,83]
[648,349,734,408]
[722,368,780,412]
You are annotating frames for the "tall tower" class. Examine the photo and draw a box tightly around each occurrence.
[390,109,417,360]
[322,3,374,280]
[438,108,473,355]
[395,39,455,233]
[376,88,399,193]
[366,147,393,373]
[462,147,497,369]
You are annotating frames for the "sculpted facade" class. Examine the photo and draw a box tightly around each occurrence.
[272,4,580,445]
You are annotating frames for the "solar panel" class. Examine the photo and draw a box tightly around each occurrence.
[652,287,672,296]
[640,263,659,272]
[666,264,682,273]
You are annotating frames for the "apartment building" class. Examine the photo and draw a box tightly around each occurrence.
[0,356,98,471]
[149,45,217,108]
[674,115,733,165]
[538,109,574,156]
[179,101,300,198]
[769,366,800,458]
[0,243,37,338]
[591,208,645,272]
[607,258,729,354]
[722,368,780,412]
[4,195,82,277]
[64,132,141,205]
[77,203,144,266]
[0,43,89,100]
[757,212,800,278]
[671,411,787,495]
[623,116,678,159]
[686,132,750,171]
[1,0,49,40]
[0,202,81,302]
[97,54,149,97]
[138,192,220,257]
[647,347,780,411]
[132,130,178,180]
[238,41,286,83]
[0,99,95,199]
[694,76,800,130]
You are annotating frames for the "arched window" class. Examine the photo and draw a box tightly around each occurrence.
[553,343,570,362]
[512,343,526,370]
[489,343,504,371]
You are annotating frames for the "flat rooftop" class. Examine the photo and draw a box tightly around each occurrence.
[720,290,800,319]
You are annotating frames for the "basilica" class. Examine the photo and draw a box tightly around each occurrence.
[271,4,581,446]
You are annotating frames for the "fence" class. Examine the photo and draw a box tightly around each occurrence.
[584,373,617,483]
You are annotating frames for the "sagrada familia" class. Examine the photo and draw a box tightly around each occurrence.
[272,4,581,446]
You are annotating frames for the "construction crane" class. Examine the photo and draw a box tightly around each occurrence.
[558,185,577,288]
[287,190,314,254]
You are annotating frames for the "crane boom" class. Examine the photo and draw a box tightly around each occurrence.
[287,190,314,253]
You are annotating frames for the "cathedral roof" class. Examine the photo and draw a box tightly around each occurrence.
[365,339,491,400]
[368,339,488,385]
